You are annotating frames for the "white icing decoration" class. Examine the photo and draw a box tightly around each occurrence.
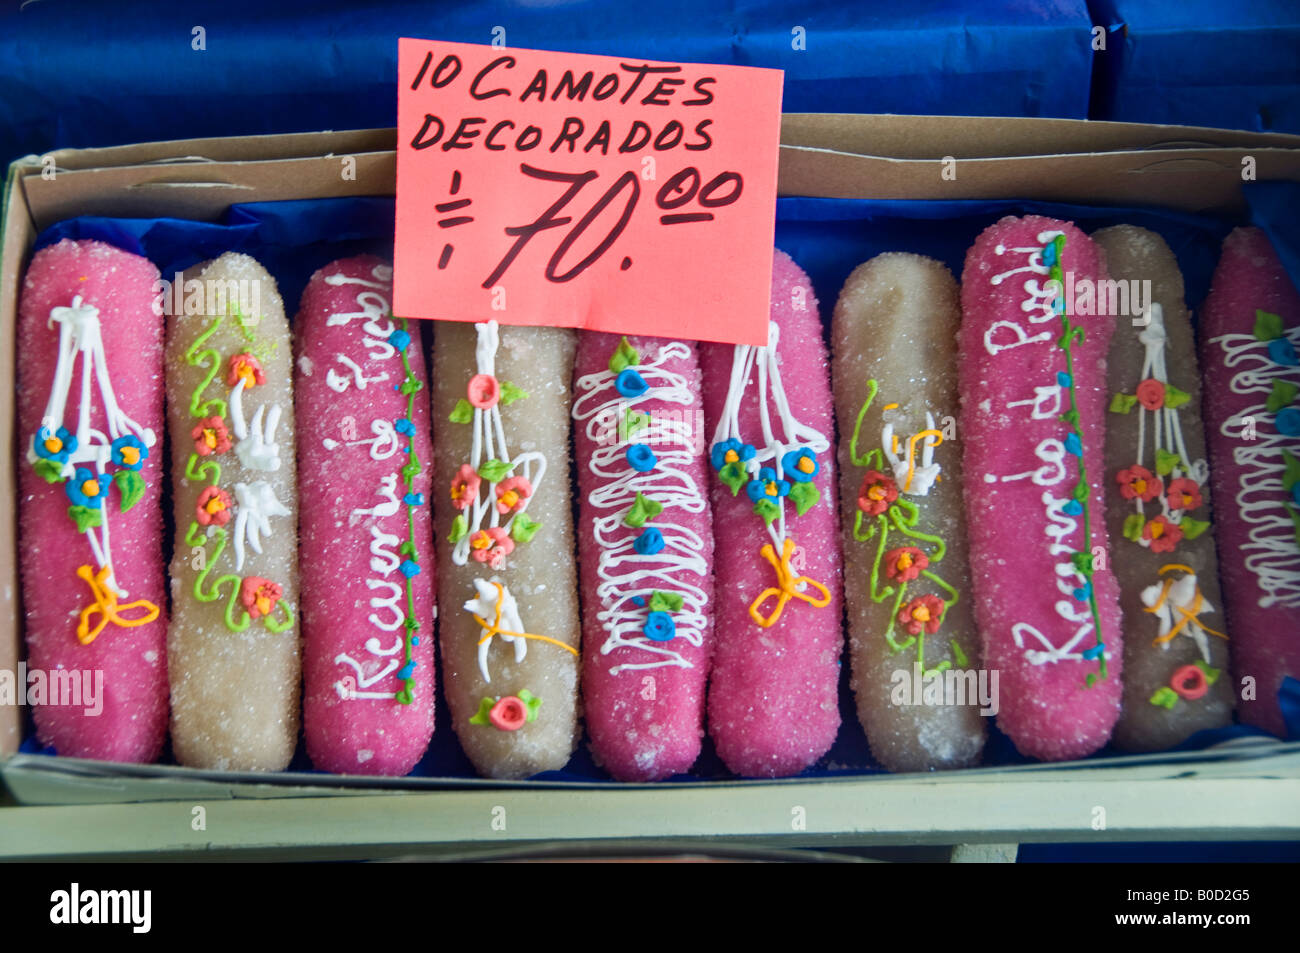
[351,473,402,522]
[464,577,528,682]
[1210,326,1300,608]
[1140,571,1216,662]
[231,480,290,573]
[369,525,402,575]
[31,296,158,597]
[366,579,405,632]
[228,376,283,472]
[326,353,389,393]
[982,439,1067,486]
[322,418,400,460]
[451,321,547,567]
[881,410,941,497]
[573,340,710,674]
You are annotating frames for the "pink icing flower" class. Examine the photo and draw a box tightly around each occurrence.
[467,373,500,409]
[495,476,533,515]
[469,527,514,569]
[1136,378,1166,411]
[227,352,266,389]
[196,486,233,526]
[1166,477,1203,512]
[858,470,898,516]
[191,416,232,457]
[884,546,929,583]
[1143,514,1184,554]
[898,594,945,636]
[240,576,283,620]
[1116,465,1162,503]
[450,464,480,511]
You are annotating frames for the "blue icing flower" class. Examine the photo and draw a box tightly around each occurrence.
[643,610,676,642]
[34,426,77,464]
[745,467,790,503]
[1043,242,1058,266]
[110,433,148,471]
[404,492,425,506]
[394,417,416,436]
[710,437,756,471]
[1268,337,1299,367]
[397,661,416,680]
[1276,407,1300,437]
[65,467,112,510]
[1064,433,1083,457]
[626,443,657,472]
[781,448,819,483]
[1082,643,1106,661]
[615,368,649,399]
[1072,583,1092,602]
[634,527,665,556]
[399,560,421,578]
[388,329,412,351]
[1056,372,1072,388]
[1063,500,1083,516]
[631,595,646,608]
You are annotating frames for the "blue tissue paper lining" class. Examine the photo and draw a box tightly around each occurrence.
[19,192,1296,781]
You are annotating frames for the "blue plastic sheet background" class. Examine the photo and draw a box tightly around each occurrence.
[0,0,1095,166]
[18,194,1297,787]
[1089,0,1300,133]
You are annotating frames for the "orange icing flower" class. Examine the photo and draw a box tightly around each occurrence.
[469,527,514,569]
[226,352,266,389]
[240,576,283,620]
[1142,514,1184,554]
[1165,477,1203,512]
[450,463,481,511]
[191,416,232,456]
[1136,378,1166,411]
[467,373,500,409]
[857,470,898,516]
[898,594,944,636]
[884,546,929,583]
[196,486,233,526]
[495,475,533,515]
[1116,465,1162,503]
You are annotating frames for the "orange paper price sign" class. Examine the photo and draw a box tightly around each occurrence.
[394,38,783,345]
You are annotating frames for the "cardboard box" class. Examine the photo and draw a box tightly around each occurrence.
[3,117,1299,858]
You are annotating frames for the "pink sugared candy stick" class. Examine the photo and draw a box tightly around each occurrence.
[16,239,169,762]
[296,256,436,774]
[958,216,1123,760]
[572,333,715,780]
[699,249,843,777]
[1200,227,1300,738]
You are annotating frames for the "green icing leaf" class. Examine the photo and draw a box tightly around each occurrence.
[449,398,474,424]
[1071,551,1094,574]
[468,697,495,725]
[623,491,663,528]
[33,458,65,484]
[1072,481,1090,502]
[518,688,541,722]
[1122,513,1146,542]
[1155,448,1183,477]
[499,381,529,405]
[448,514,468,545]
[477,458,516,483]
[1254,309,1284,342]
[1266,380,1299,414]
[621,406,649,440]
[114,469,146,513]
[1163,384,1190,409]
[1194,659,1221,684]
[718,460,748,496]
[649,590,684,613]
[608,336,640,374]
[1179,517,1210,541]
[753,498,780,525]
[67,505,102,533]
[1109,393,1138,415]
[510,513,541,543]
[787,480,820,516]
[1149,686,1179,710]
[950,639,969,668]
[1282,449,1300,493]
[399,539,417,558]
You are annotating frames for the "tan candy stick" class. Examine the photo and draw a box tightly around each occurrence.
[832,253,986,771]
[1093,225,1232,750]
[431,320,581,779]
[166,253,300,770]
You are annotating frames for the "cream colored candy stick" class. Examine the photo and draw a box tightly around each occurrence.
[832,253,986,771]
[1093,225,1233,750]
[431,320,581,779]
[166,253,300,771]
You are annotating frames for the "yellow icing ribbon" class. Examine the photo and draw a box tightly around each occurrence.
[1144,563,1228,645]
[75,564,161,645]
[472,581,578,656]
[904,428,944,492]
[748,537,832,628]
